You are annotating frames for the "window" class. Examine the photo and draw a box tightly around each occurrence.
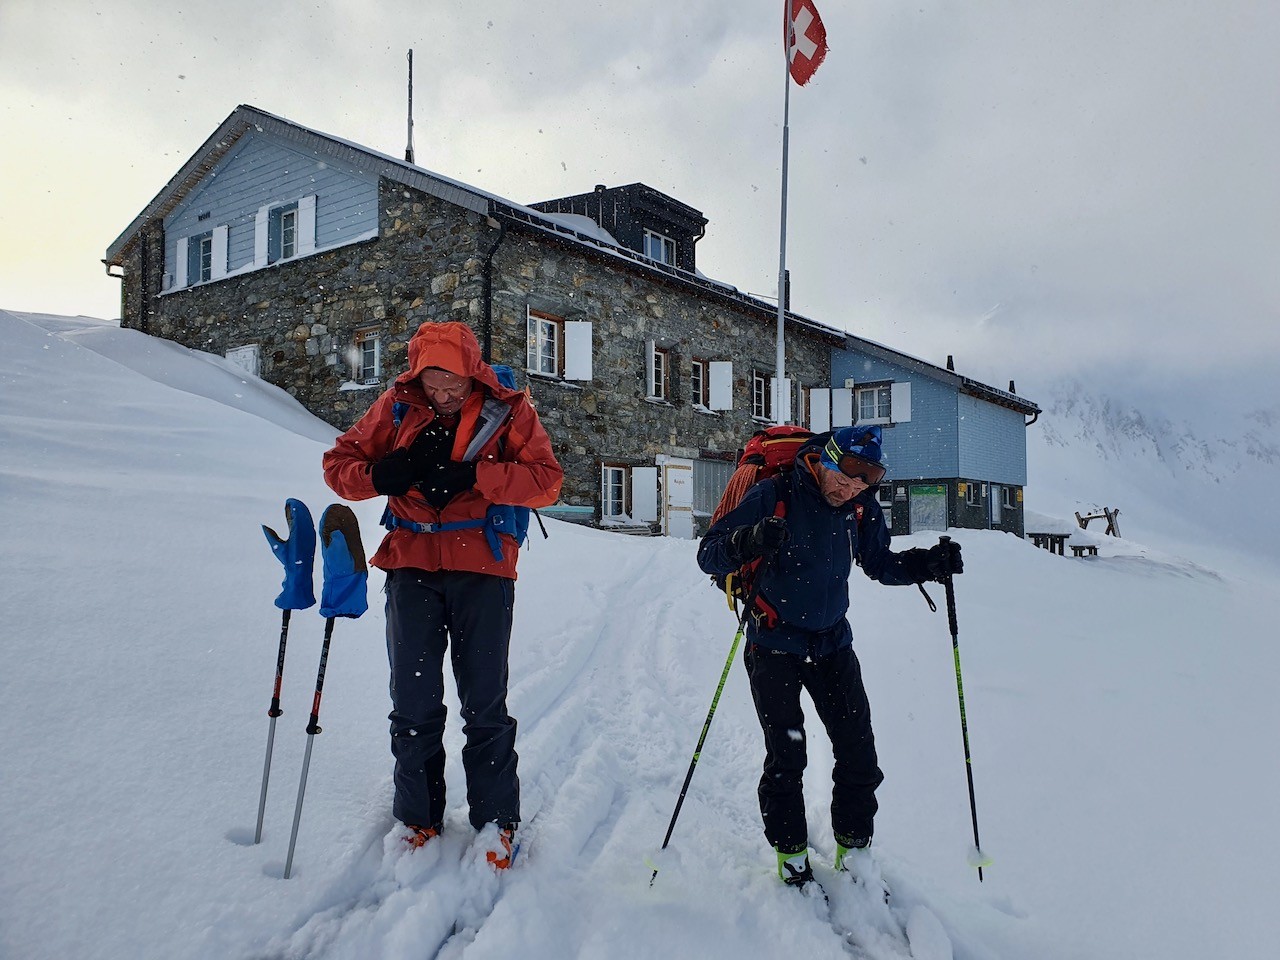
[964,482,981,507]
[225,344,260,378]
[269,203,299,263]
[601,465,628,519]
[648,342,671,401]
[354,328,381,383]
[525,308,593,380]
[527,310,562,376]
[857,383,892,423]
[691,358,709,407]
[188,232,213,283]
[643,229,676,266]
[1003,486,1018,509]
[752,369,772,420]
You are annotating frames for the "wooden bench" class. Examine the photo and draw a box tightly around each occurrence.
[1071,544,1099,557]
[1028,532,1068,555]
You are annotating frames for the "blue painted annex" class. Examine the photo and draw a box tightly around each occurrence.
[826,338,1040,537]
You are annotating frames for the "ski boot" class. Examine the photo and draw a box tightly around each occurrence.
[775,844,816,888]
[834,835,890,903]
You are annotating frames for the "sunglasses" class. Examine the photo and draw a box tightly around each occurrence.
[823,437,887,486]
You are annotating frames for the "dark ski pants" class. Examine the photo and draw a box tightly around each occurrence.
[743,642,884,851]
[385,568,519,831]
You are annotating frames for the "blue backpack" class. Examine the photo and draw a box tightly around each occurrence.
[381,363,535,560]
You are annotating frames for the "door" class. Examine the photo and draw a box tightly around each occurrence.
[658,456,695,539]
[990,484,1003,527]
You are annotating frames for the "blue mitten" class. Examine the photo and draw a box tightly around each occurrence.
[319,504,368,619]
[262,498,316,610]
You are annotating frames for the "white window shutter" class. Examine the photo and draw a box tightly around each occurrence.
[809,388,831,433]
[297,195,317,255]
[525,306,538,372]
[832,388,854,427]
[564,321,593,380]
[174,237,188,288]
[891,381,912,423]
[253,206,269,267]
[771,377,792,424]
[632,466,659,523]
[211,226,228,280]
[645,339,657,397]
[708,361,733,410]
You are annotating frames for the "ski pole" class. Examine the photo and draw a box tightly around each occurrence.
[650,569,766,886]
[255,609,292,844]
[258,499,317,844]
[283,616,334,879]
[940,535,988,881]
[281,504,367,879]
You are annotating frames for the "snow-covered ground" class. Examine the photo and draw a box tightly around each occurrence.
[2,309,1277,960]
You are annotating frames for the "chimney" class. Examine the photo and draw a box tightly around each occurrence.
[1009,380,1017,394]
[946,355,955,371]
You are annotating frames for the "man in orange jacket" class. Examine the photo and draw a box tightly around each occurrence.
[323,321,563,867]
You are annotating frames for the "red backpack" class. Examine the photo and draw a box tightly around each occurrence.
[709,425,814,620]
[710,425,813,525]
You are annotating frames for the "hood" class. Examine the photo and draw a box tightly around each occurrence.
[400,321,504,394]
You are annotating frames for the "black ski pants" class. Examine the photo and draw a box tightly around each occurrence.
[743,641,884,851]
[385,568,519,831]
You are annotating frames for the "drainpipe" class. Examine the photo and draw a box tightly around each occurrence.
[480,208,507,364]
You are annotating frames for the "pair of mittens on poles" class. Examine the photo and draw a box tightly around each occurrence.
[262,498,369,618]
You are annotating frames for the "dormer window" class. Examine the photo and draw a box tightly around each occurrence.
[643,229,676,266]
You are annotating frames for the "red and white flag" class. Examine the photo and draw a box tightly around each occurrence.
[784,0,829,86]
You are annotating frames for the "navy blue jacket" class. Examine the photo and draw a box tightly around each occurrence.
[698,439,930,658]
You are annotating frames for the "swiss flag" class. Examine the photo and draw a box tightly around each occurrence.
[784,0,829,86]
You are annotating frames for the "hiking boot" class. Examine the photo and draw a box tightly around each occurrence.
[484,822,518,870]
[403,823,440,849]
[775,845,815,887]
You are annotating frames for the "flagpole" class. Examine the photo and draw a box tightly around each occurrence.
[776,6,792,425]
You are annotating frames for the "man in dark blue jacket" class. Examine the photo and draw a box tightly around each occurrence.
[697,426,963,888]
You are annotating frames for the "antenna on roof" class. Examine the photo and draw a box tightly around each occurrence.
[405,49,415,164]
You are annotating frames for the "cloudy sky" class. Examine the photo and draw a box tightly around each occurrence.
[2,1,1277,395]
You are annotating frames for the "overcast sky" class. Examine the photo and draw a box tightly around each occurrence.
[2,1,1277,397]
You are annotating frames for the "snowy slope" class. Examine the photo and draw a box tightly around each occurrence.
[2,311,1278,960]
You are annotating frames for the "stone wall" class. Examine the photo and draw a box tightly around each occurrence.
[121,178,834,515]
[483,231,831,506]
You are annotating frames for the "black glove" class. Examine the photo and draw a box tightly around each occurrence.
[729,516,790,564]
[417,458,478,510]
[924,540,964,581]
[370,448,417,497]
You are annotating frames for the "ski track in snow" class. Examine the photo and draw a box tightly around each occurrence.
[253,540,677,958]
[10,313,1279,960]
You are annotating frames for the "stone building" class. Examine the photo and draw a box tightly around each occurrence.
[105,104,845,535]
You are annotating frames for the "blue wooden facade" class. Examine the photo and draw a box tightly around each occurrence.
[830,340,1039,537]
[162,133,379,291]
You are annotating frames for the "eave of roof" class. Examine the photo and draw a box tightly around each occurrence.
[104,104,844,345]
[841,333,1040,415]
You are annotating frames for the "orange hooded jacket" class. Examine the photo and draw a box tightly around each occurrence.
[323,321,563,579]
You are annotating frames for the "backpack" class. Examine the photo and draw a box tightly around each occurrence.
[709,425,814,622]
